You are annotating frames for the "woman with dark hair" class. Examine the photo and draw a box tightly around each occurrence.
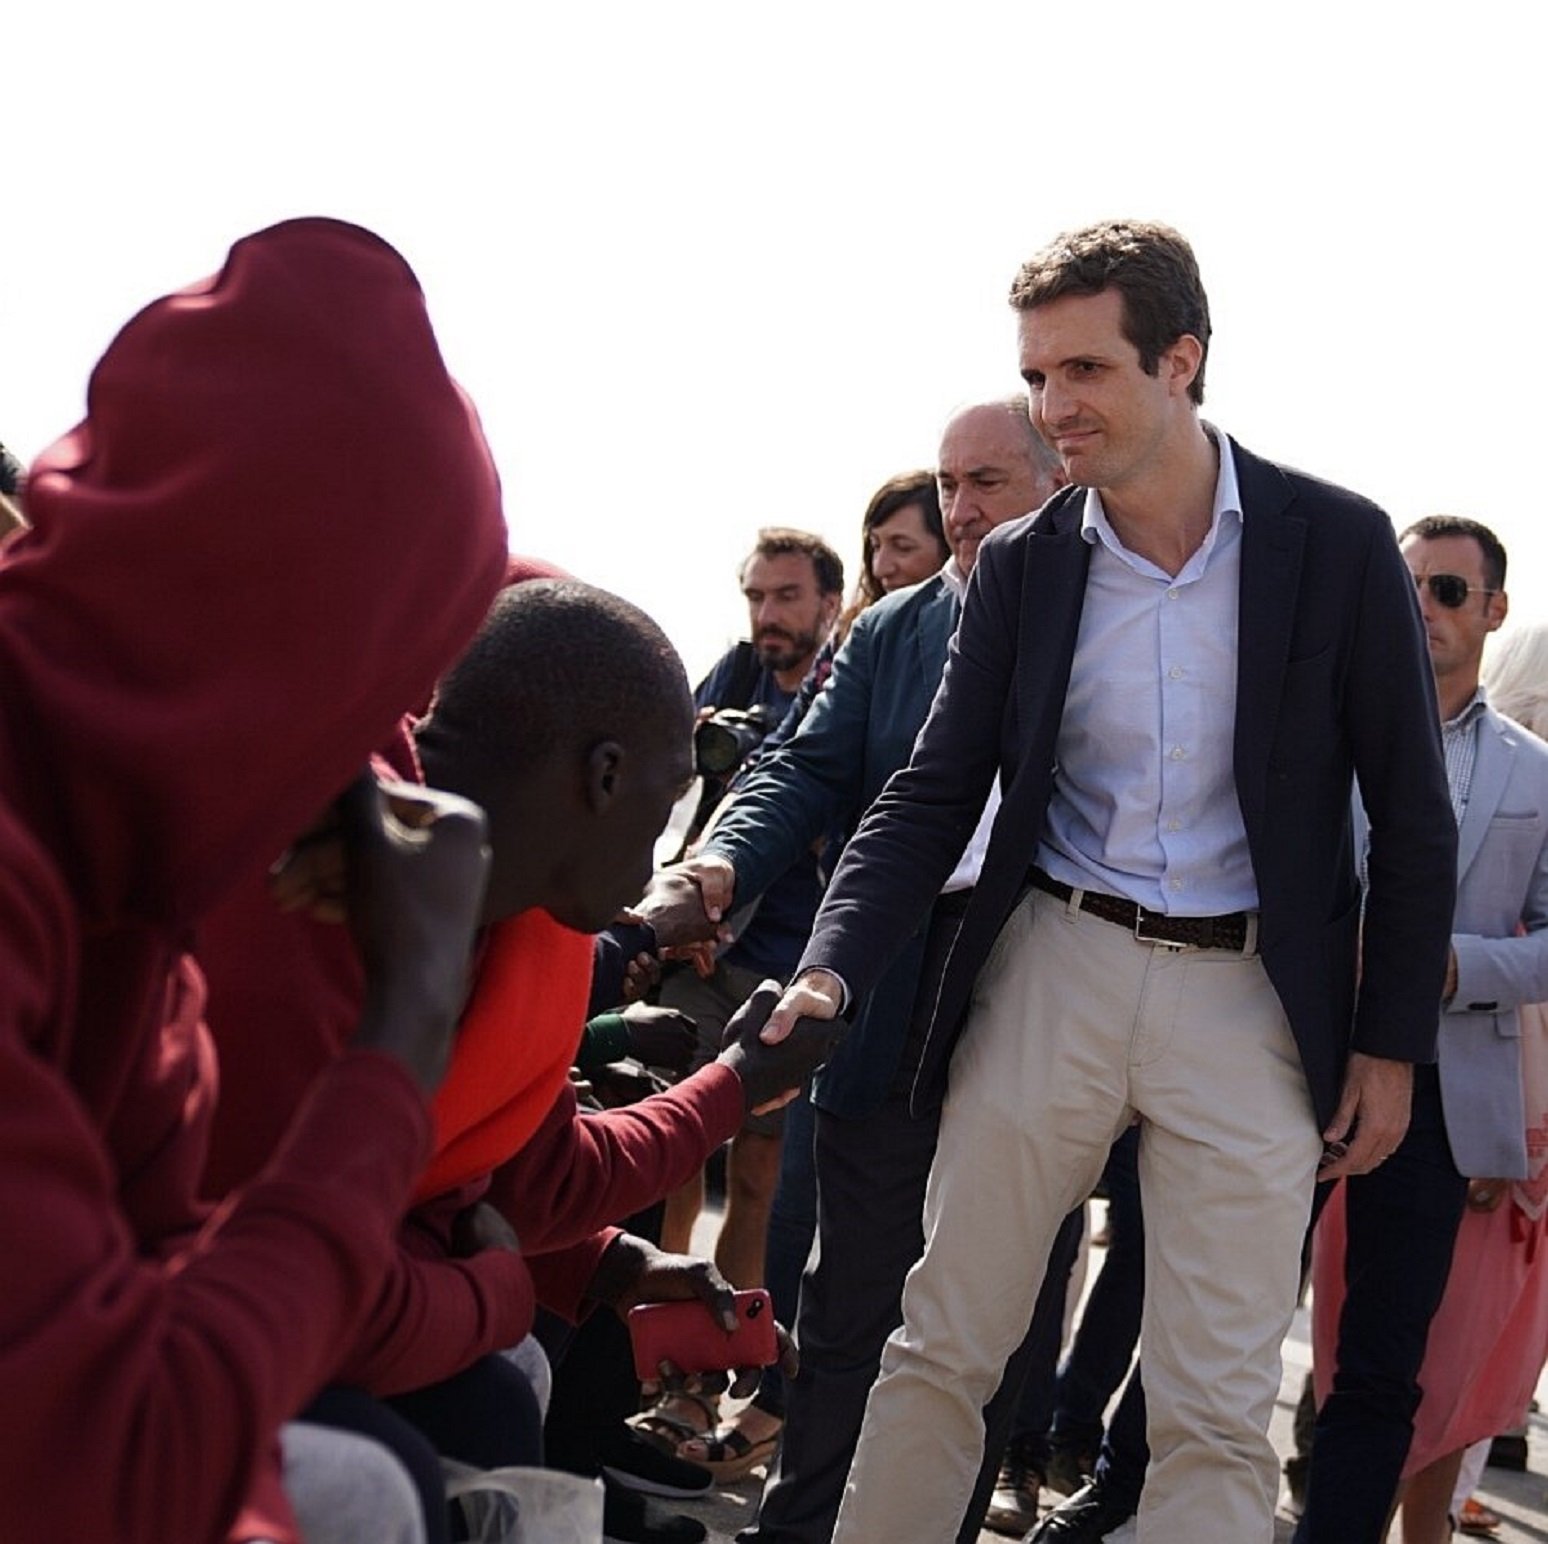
[760,472,947,739]
[837,469,948,640]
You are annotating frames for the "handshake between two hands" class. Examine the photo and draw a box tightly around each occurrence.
[716,978,848,1116]
[616,859,737,979]
[620,857,850,1114]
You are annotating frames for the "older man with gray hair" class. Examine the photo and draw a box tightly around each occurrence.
[681,396,1067,1543]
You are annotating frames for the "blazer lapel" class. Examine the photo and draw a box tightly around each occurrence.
[1232,443,1306,831]
[915,576,959,686]
[1013,495,1090,741]
[1456,713,1516,883]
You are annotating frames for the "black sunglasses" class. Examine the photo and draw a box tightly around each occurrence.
[1413,573,1496,610]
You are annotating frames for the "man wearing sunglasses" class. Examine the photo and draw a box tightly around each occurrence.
[1295,515,1548,1540]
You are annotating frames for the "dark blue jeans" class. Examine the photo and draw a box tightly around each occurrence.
[1295,1064,1468,1543]
[753,1085,818,1418]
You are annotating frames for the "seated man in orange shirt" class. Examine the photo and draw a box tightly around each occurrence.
[199,578,830,1544]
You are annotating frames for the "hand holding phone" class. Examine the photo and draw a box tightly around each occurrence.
[627,1288,778,1383]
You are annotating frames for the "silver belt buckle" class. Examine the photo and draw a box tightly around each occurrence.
[1133,909,1189,949]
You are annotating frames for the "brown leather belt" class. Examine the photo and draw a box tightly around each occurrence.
[1029,868,1252,953]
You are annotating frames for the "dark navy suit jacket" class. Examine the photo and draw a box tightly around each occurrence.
[704,572,961,1117]
[798,439,1458,1129]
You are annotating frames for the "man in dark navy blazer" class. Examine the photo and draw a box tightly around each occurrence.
[759,221,1458,1543]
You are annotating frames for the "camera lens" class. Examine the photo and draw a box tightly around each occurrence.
[694,720,744,777]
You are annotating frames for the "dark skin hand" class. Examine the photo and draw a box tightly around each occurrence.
[619,950,662,1003]
[586,1234,798,1399]
[623,869,726,952]
[269,772,490,1092]
[620,1004,698,1072]
[716,982,846,1116]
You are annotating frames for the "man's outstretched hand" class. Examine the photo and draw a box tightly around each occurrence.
[623,867,726,952]
[717,979,846,1115]
[763,970,844,1043]
[674,854,737,920]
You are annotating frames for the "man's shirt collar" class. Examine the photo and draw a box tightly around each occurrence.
[1078,424,1242,584]
[940,557,969,602]
[1443,687,1489,733]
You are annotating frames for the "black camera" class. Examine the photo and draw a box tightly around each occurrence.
[694,705,779,778]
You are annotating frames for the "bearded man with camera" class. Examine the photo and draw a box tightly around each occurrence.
[655,529,843,1299]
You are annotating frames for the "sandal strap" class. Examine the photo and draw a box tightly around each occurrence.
[700,1427,757,1463]
[632,1391,719,1442]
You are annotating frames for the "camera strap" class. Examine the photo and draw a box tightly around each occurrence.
[721,639,762,711]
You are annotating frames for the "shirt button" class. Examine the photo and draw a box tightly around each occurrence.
[1169,878,1184,891]
[1169,665,1185,680]
[1170,746,1186,761]
[1167,589,1180,600]
[1166,819,1182,832]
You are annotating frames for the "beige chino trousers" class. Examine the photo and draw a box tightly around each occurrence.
[832,886,1322,1544]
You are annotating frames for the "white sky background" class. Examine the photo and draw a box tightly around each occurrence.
[4,3,1542,686]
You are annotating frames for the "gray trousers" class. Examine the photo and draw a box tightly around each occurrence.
[277,1421,427,1544]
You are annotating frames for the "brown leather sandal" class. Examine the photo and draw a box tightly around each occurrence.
[677,1419,782,1482]
[627,1392,719,1457]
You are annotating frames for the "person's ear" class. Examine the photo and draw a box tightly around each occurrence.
[1164,334,1203,398]
[820,590,841,632]
[584,741,625,813]
[1487,589,1509,633]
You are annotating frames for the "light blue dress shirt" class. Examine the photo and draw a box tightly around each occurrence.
[1037,428,1259,915]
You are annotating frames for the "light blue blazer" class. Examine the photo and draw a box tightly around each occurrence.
[1441,705,1548,1178]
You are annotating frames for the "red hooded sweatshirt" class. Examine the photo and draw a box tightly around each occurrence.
[0,219,506,1544]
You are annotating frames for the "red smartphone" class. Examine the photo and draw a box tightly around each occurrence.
[627,1289,778,1382]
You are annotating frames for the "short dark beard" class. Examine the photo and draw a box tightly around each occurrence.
[755,628,818,674]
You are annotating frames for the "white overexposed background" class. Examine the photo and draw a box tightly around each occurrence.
[5,3,1541,686]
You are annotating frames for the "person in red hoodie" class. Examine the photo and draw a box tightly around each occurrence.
[0,218,509,1544]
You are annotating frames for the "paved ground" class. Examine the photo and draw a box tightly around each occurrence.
[667,1206,1548,1543]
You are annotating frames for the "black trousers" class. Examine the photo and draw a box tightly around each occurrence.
[1296,1063,1469,1543]
[539,1200,668,1478]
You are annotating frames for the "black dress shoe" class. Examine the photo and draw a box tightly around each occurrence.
[985,1435,1042,1535]
[1282,1453,1310,1517]
[1044,1445,1095,1498]
[1487,1431,1528,1471]
[1023,1478,1136,1542]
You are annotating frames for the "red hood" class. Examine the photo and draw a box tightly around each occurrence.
[0,218,508,928]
